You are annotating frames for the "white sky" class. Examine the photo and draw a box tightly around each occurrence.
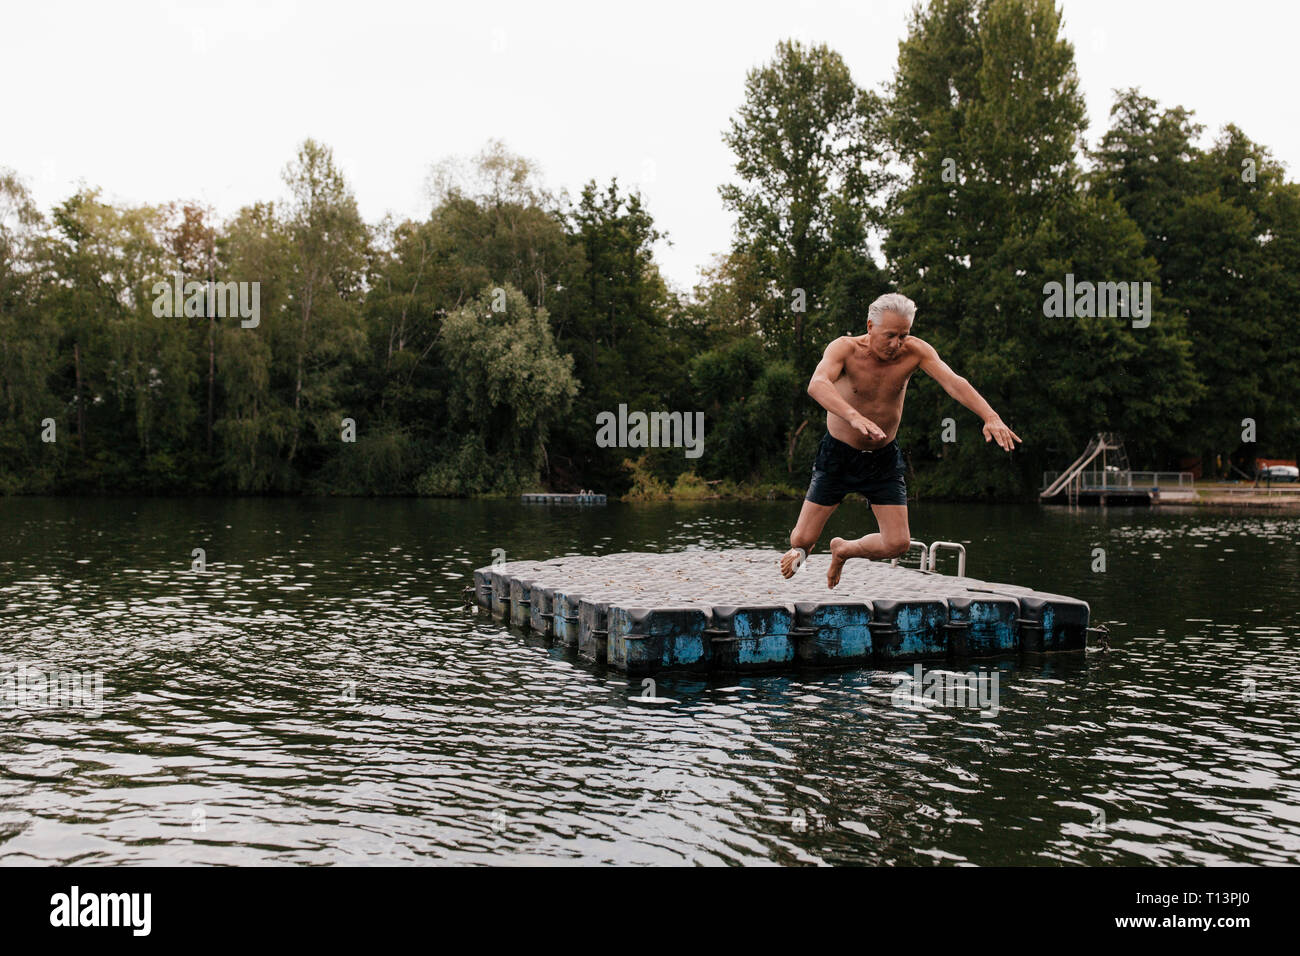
[3,0,1296,293]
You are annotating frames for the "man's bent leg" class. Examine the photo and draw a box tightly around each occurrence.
[827,504,911,588]
[781,499,839,578]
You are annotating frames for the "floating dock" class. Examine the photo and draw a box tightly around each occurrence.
[472,548,1090,676]
[520,493,607,505]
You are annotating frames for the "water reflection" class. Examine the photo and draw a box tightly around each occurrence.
[1,498,1297,864]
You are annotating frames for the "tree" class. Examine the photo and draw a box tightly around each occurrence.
[37,188,198,490]
[1089,89,1206,274]
[279,139,369,475]
[428,139,579,313]
[720,39,888,370]
[550,178,685,491]
[162,202,220,458]
[1091,95,1300,471]
[885,0,1197,497]
[417,284,577,495]
[688,336,803,483]
[215,201,290,491]
[0,171,61,491]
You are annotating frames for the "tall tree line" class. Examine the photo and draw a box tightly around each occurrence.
[2,0,1297,498]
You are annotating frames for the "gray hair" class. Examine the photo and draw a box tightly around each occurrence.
[867,292,917,326]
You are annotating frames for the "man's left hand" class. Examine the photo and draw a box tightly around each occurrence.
[982,418,1022,452]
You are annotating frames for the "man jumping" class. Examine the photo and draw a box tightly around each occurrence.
[780,292,1021,588]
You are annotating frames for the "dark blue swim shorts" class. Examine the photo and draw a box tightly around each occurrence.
[805,432,907,507]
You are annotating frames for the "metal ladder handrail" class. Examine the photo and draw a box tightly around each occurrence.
[927,541,967,576]
[889,540,929,571]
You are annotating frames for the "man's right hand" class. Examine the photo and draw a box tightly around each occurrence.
[848,412,886,442]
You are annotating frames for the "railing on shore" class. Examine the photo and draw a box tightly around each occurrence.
[1201,483,1300,496]
[1041,469,1195,492]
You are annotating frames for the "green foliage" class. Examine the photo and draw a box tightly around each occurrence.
[1,12,1298,500]
[414,284,576,496]
[548,178,685,493]
[670,471,713,500]
[1088,90,1300,470]
[313,424,420,495]
[885,0,1201,494]
[416,433,535,497]
[719,39,889,370]
[620,455,671,501]
[688,337,810,483]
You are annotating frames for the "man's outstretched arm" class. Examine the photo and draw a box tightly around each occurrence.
[917,340,1022,451]
[808,338,886,441]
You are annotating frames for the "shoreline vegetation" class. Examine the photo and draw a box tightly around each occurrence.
[616,457,803,502]
[2,2,1297,501]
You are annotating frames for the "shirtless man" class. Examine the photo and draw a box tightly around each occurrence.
[779,292,1022,588]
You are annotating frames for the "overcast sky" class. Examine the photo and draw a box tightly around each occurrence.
[4,0,1296,292]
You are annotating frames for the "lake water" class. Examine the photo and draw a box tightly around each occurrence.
[2,497,1298,865]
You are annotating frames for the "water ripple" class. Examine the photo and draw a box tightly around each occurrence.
[1,498,1298,865]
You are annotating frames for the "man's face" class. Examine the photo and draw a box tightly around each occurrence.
[867,311,912,359]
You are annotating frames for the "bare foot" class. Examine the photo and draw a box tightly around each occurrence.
[827,537,850,589]
[780,547,806,579]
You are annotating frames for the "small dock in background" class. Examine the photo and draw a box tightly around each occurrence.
[1041,433,1195,505]
[521,492,607,505]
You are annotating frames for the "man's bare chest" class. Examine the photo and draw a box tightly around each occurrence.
[838,355,918,400]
